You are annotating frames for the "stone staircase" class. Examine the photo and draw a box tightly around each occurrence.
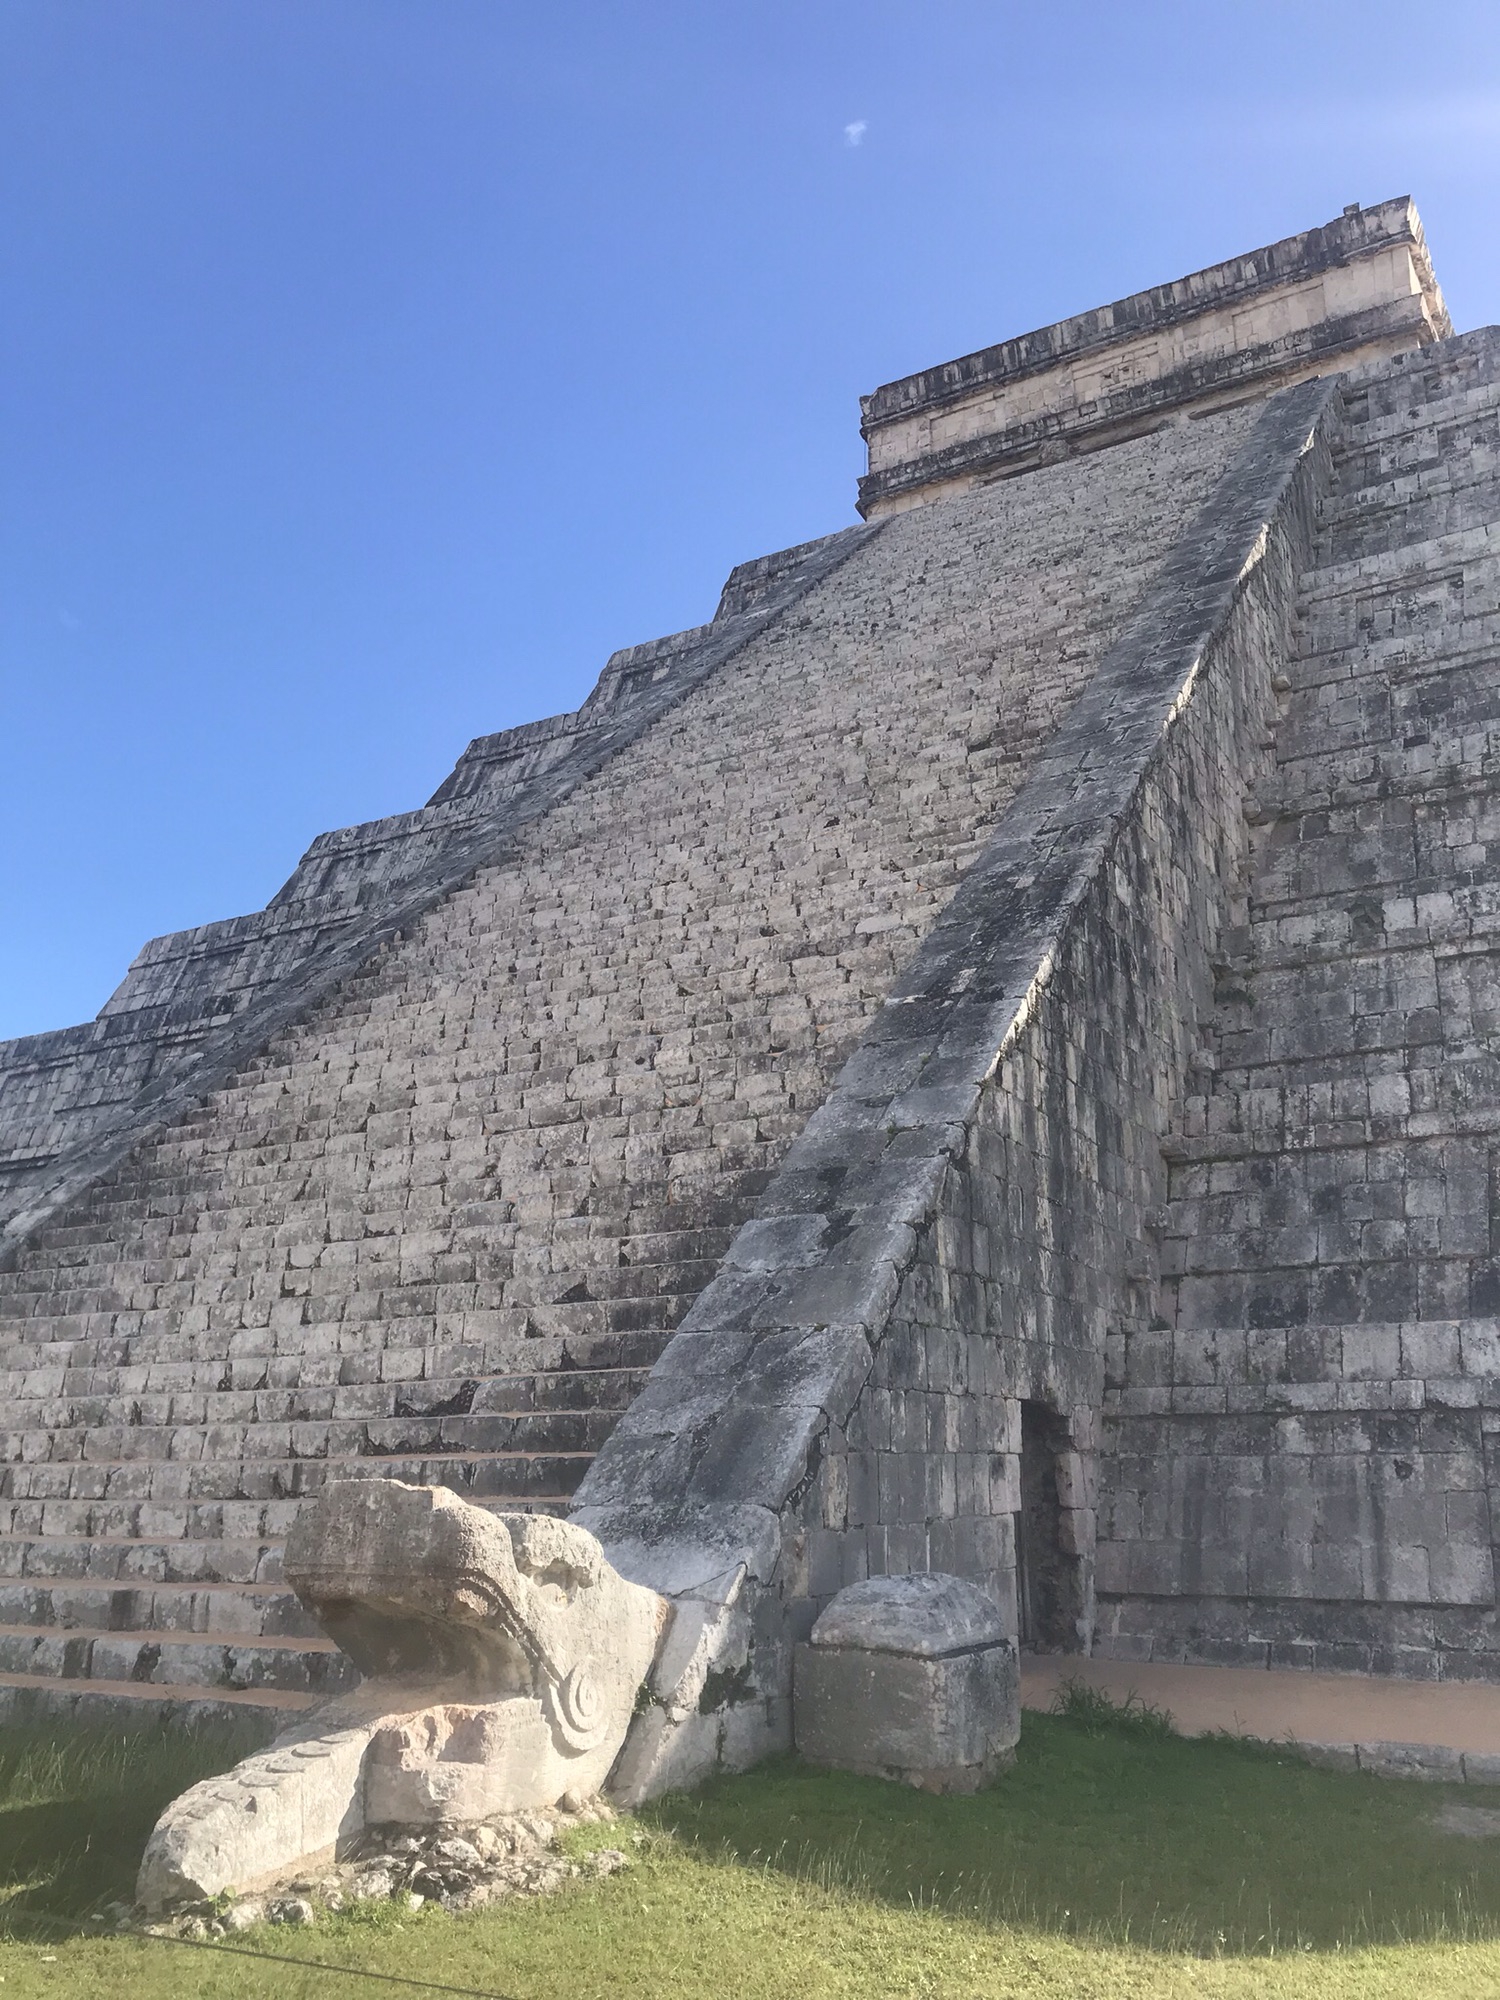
[0,1191,665,1724]
[0,390,1259,1730]
[1106,330,1500,1676]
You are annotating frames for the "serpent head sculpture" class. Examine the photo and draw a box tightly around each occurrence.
[284,1480,668,1822]
[138,1479,668,1908]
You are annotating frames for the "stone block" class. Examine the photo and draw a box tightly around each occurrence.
[793,1573,1018,1792]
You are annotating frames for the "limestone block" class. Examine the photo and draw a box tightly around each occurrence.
[793,1573,1018,1793]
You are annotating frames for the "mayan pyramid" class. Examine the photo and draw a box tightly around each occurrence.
[2,196,1494,1755]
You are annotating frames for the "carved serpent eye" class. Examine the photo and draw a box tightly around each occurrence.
[544,1661,610,1753]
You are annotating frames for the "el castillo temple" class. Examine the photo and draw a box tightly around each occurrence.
[5,199,1500,1864]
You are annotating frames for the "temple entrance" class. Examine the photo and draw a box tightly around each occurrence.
[1017,1400,1077,1652]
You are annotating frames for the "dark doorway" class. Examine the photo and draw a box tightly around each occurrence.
[1017,1400,1076,1652]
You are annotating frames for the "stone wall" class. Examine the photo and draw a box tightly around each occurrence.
[1098,328,1500,1680]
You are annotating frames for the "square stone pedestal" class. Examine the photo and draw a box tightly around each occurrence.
[793,1573,1019,1793]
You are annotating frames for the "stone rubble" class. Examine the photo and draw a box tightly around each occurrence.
[123,1798,626,1937]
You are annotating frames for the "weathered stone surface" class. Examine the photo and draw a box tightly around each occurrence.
[286,1481,667,1815]
[0,333,1256,1723]
[581,372,1337,1787]
[794,1574,1018,1791]
[137,1722,372,1910]
[807,1572,1007,1656]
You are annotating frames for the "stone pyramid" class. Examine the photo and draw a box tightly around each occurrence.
[2,196,1492,1765]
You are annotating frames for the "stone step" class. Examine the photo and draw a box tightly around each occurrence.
[0,1286,700,1349]
[0,1497,567,1581]
[0,1329,666,1381]
[0,1622,353,1698]
[0,1575,318,1639]
[0,1448,593,1506]
[0,1530,293,1583]
[0,1365,651,1424]
[7,1168,771,1256]
[0,1408,621,1463]
[0,1669,315,1722]
[0,1217,729,1273]
[0,1252,728,1312]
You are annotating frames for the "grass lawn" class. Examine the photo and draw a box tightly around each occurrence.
[3,1698,1500,1997]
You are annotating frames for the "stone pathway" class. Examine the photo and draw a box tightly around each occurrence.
[1021,1653,1500,1781]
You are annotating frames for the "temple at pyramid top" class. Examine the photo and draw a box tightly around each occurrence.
[857,195,1450,516]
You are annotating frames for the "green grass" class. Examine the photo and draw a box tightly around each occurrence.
[0,1718,266,1931]
[5,1707,1500,1997]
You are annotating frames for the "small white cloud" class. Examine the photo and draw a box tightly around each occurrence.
[843,120,867,148]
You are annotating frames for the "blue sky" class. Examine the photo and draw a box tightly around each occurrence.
[2,0,1498,1040]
